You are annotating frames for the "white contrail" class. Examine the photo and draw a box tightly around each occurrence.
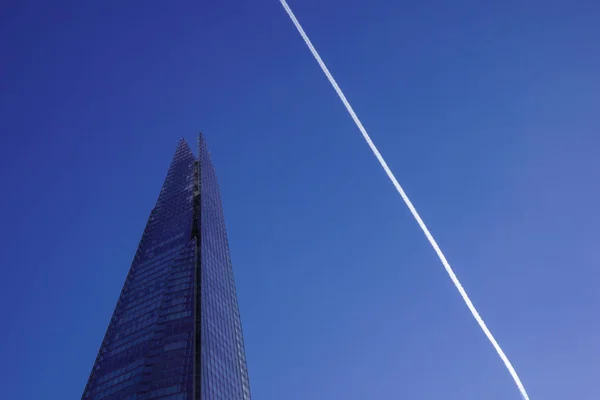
[279,1,530,399]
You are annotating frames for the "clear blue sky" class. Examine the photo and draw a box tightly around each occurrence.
[1,0,599,399]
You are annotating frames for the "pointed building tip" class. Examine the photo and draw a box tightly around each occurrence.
[198,131,208,148]
[174,137,194,157]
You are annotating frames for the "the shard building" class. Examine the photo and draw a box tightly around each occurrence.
[82,134,251,400]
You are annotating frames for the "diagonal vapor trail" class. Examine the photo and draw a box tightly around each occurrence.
[279,1,530,399]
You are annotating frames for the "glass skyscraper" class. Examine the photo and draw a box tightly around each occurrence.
[82,134,251,400]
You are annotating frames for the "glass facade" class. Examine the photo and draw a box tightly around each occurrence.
[82,135,251,400]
